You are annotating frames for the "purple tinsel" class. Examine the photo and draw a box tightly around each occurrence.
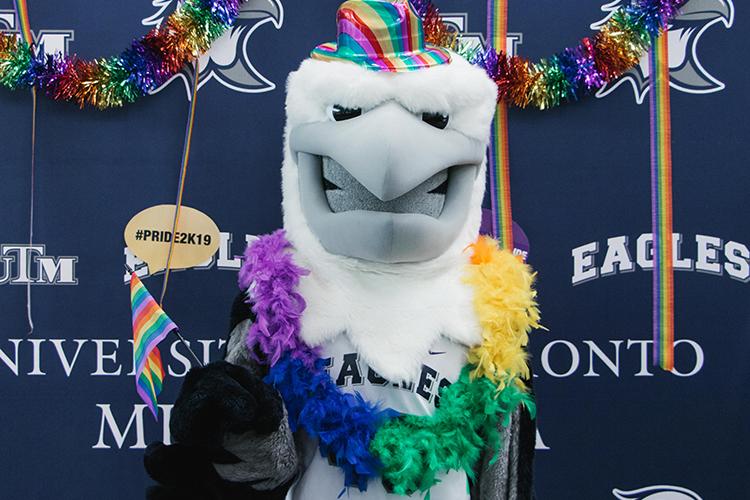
[558,38,605,97]
[239,230,318,368]
[409,0,431,18]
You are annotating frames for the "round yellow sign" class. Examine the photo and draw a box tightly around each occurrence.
[124,205,221,273]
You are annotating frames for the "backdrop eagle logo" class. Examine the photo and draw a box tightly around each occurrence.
[592,0,734,104]
[613,484,702,500]
[142,0,283,99]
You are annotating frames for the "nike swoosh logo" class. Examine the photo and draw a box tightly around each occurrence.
[428,350,446,356]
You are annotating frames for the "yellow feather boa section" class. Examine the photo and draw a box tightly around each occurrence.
[465,236,541,388]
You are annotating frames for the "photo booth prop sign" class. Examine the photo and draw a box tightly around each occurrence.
[124,205,221,273]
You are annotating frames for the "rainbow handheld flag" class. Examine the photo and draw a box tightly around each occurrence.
[130,273,178,418]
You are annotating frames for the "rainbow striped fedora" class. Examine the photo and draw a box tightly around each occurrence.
[311,0,452,72]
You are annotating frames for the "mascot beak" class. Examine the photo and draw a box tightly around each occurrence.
[290,101,484,202]
[288,101,485,264]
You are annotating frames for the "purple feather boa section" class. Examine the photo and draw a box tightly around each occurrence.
[238,230,319,367]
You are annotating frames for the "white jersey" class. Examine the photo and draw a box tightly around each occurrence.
[289,334,472,500]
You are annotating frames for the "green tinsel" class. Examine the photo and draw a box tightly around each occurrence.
[98,56,140,106]
[610,9,652,59]
[0,39,33,90]
[180,0,230,54]
[454,43,482,65]
[370,366,534,496]
[534,56,573,109]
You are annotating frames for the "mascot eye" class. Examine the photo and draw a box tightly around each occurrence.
[331,105,362,121]
[422,112,449,130]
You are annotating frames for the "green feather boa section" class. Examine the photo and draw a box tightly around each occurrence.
[369,366,535,495]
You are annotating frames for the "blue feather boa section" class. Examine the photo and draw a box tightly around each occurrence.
[264,355,398,491]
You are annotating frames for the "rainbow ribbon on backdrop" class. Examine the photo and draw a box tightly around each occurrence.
[131,273,178,418]
[13,0,33,46]
[649,33,674,371]
[487,0,514,250]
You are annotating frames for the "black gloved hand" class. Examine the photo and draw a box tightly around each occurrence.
[144,361,287,500]
[144,442,291,500]
[170,361,283,458]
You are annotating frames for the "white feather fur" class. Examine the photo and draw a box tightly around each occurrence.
[279,55,498,382]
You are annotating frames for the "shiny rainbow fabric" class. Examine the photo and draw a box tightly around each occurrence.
[311,0,451,72]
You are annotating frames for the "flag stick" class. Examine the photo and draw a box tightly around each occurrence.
[172,330,204,368]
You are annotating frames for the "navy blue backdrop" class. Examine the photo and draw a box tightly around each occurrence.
[0,1,747,499]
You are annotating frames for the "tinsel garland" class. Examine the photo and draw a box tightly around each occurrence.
[0,0,246,108]
[1,0,685,110]
[416,0,687,110]
[410,0,461,50]
[239,231,540,493]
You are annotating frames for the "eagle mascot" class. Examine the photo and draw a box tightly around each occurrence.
[144,1,540,499]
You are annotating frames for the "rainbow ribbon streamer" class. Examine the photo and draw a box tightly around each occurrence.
[13,0,33,46]
[487,0,514,250]
[131,273,178,418]
[649,33,674,371]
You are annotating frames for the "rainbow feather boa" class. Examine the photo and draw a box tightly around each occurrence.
[238,230,540,494]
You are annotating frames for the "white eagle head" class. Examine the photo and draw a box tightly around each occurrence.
[593,0,734,103]
[280,0,497,273]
